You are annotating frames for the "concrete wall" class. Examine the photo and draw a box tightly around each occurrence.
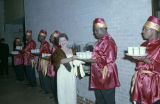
[24,0,152,103]
[4,24,24,64]
[0,0,24,64]
[4,24,24,51]
[4,0,24,24]
[0,0,24,65]
[0,0,4,38]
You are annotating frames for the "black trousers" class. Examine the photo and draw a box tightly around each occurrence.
[26,65,37,87]
[137,100,160,104]
[50,76,57,98]
[15,64,24,81]
[95,88,115,104]
[0,58,8,75]
[39,71,52,93]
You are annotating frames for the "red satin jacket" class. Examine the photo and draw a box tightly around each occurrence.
[47,45,58,77]
[23,39,36,66]
[37,40,50,71]
[14,45,23,66]
[90,33,120,89]
[131,38,160,104]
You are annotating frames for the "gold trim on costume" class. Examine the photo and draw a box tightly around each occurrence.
[94,23,107,28]
[26,33,32,36]
[131,70,153,94]
[40,33,47,37]
[102,65,108,84]
[40,59,49,76]
[144,21,160,32]
[131,70,154,103]
[16,39,21,42]
[31,59,35,68]
[51,33,59,37]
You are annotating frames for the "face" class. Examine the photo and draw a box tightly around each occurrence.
[49,35,55,43]
[38,35,45,42]
[16,40,21,46]
[26,35,31,40]
[59,37,68,47]
[142,26,153,40]
[93,28,105,39]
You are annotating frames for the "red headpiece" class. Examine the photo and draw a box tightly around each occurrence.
[94,18,107,28]
[39,29,47,36]
[15,37,21,42]
[144,16,160,32]
[26,30,32,36]
[51,30,60,37]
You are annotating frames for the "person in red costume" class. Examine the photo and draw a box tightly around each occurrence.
[130,16,160,104]
[47,30,60,77]
[37,29,51,94]
[81,18,120,104]
[13,38,24,81]
[47,30,60,100]
[22,30,37,87]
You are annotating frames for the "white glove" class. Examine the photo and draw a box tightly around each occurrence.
[72,60,85,77]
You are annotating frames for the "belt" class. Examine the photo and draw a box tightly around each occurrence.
[131,69,154,94]
[131,69,154,104]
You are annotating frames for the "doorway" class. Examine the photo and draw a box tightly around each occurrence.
[152,0,160,37]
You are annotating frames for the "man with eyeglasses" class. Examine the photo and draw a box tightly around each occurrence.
[131,16,160,104]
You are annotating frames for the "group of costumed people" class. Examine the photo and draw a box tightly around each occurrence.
[12,16,160,104]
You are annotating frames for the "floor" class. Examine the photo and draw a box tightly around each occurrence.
[0,66,57,104]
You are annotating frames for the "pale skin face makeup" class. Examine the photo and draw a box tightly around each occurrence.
[16,40,21,46]
[59,37,68,48]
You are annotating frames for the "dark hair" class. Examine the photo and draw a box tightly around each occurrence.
[13,39,17,49]
[58,33,69,41]
[0,38,5,41]
[53,37,59,44]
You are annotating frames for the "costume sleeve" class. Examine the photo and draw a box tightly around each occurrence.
[104,39,117,63]
[23,41,36,59]
[40,42,50,56]
[148,48,160,73]
[94,39,117,67]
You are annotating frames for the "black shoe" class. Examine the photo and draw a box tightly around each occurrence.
[39,89,44,93]
[42,91,49,94]
[24,83,30,85]
[49,96,54,99]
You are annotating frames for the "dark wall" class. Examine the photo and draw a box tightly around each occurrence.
[4,0,24,24]
[152,0,160,16]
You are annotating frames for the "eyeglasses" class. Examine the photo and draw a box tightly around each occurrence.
[143,28,152,32]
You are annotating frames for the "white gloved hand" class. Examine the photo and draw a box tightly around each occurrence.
[79,64,85,77]
[72,60,85,77]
